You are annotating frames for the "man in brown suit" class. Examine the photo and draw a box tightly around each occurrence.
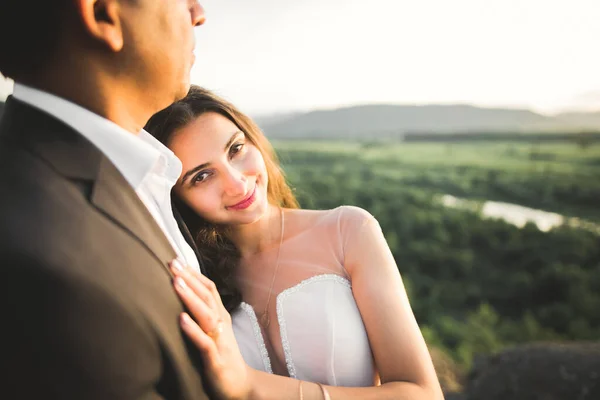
[0,1,216,398]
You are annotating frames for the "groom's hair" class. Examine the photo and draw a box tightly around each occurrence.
[0,0,70,80]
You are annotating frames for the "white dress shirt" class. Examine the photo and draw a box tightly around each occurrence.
[12,83,201,272]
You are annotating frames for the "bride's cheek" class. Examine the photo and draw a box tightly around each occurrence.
[251,149,267,174]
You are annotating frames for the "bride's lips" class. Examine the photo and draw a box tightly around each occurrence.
[227,186,257,211]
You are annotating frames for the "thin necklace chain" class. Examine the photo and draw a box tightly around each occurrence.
[259,207,284,329]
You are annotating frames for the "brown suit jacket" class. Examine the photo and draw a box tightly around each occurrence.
[0,97,212,399]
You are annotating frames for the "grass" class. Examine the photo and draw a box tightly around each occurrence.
[273,140,600,222]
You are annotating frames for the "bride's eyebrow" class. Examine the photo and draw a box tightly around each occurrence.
[224,130,244,150]
[180,130,244,184]
[181,162,210,184]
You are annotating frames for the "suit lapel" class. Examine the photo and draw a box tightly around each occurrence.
[91,156,177,273]
[1,97,177,275]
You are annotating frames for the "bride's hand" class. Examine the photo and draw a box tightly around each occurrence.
[170,260,251,400]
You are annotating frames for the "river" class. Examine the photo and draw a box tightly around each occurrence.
[440,194,600,235]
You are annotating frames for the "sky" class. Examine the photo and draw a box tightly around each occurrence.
[2,0,600,116]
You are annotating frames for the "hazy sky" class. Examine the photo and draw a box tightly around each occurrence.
[193,0,600,115]
[2,0,600,115]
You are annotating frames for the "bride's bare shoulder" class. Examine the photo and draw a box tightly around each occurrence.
[284,206,375,230]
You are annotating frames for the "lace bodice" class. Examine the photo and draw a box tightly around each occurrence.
[230,206,378,387]
[231,274,375,386]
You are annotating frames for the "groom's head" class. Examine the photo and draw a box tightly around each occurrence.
[0,0,205,110]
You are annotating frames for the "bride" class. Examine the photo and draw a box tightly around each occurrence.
[145,86,443,400]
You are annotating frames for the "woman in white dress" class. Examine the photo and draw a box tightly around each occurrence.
[145,86,443,400]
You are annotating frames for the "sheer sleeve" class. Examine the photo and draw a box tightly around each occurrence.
[339,206,392,276]
[338,206,441,391]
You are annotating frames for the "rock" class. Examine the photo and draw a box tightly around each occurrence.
[429,346,465,396]
[465,342,600,400]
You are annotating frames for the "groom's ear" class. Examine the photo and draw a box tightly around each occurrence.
[75,0,124,52]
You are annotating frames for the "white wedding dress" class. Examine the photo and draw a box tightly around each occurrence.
[230,206,379,387]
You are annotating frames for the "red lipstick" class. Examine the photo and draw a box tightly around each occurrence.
[228,186,257,211]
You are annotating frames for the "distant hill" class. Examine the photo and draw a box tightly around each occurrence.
[253,111,301,128]
[258,104,600,139]
[555,111,600,129]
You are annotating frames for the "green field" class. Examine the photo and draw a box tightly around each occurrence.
[276,140,600,222]
[274,139,600,376]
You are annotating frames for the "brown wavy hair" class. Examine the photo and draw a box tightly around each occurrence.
[145,85,298,311]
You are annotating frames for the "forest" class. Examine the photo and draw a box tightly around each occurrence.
[273,139,600,378]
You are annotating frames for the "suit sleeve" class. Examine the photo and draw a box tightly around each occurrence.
[0,253,166,400]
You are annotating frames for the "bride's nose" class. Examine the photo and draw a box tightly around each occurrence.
[223,165,247,197]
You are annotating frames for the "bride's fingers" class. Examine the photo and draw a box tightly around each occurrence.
[170,262,217,311]
[174,276,222,336]
[180,312,218,358]
[171,259,226,311]
[193,271,226,309]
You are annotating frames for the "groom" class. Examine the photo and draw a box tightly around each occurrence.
[0,1,213,398]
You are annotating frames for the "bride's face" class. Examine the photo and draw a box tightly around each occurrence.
[170,112,269,225]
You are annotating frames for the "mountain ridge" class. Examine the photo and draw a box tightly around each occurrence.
[255,103,600,139]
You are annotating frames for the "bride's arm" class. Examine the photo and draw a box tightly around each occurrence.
[170,207,443,400]
[245,367,440,400]
[328,206,444,399]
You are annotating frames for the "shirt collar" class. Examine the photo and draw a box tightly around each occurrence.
[138,129,183,183]
[12,82,163,190]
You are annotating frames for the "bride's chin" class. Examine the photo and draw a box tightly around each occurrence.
[249,200,270,222]
[226,202,269,226]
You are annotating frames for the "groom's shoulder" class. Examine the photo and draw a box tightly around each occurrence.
[0,139,91,223]
[0,138,102,268]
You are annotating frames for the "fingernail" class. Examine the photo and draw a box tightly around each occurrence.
[171,259,185,273]
[181,313,193,326]
[175,277,188,292]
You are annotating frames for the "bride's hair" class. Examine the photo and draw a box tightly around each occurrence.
[145,85,298,311]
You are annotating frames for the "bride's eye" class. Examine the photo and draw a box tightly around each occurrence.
[192,170,212,184]
[229,142,244,157]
